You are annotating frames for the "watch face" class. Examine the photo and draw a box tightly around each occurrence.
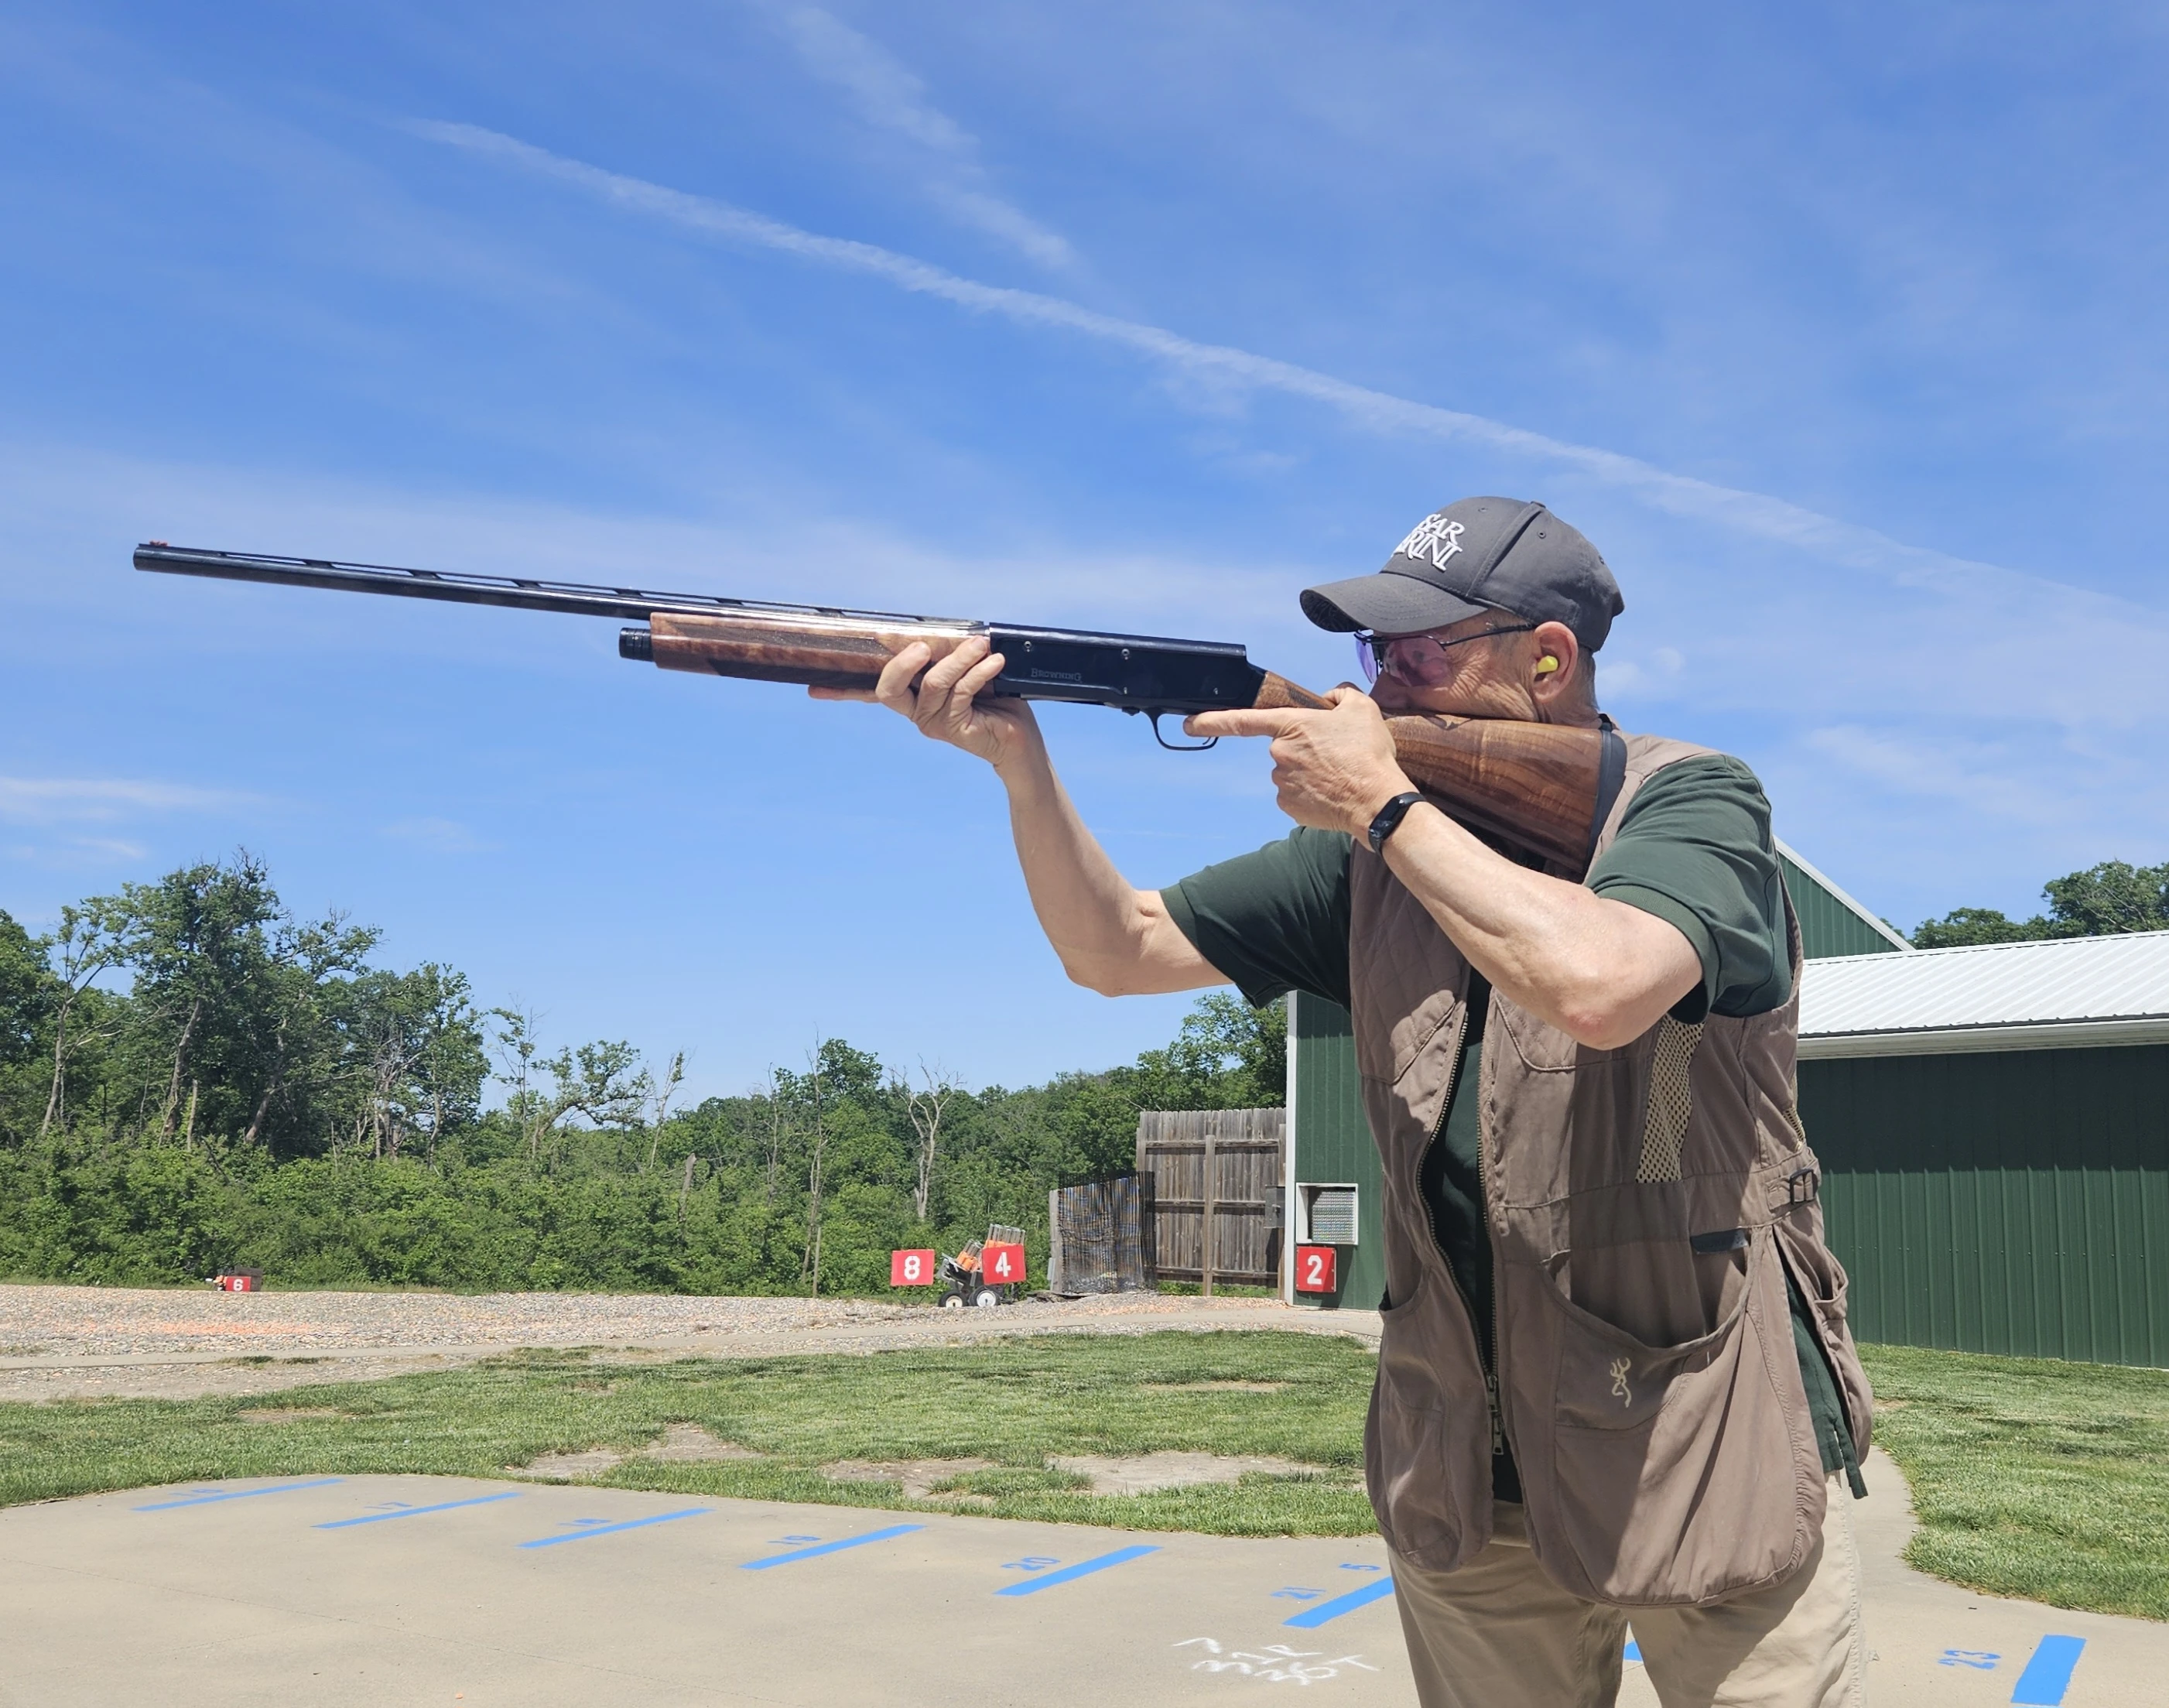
[1369,791,1421,854]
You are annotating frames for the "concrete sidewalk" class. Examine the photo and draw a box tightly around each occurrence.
[2,1450,2160,1705]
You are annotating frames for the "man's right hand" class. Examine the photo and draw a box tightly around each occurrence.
[810,635,1044,773]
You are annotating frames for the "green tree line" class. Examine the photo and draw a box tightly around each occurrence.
[0,854,1283,1293]
[9,847,2152,1292]
[1908,859,2169,947]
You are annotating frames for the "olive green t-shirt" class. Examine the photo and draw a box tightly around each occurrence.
[1159,754,1862,1498]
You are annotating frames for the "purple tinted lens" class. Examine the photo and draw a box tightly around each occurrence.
[1356,635,1380,685]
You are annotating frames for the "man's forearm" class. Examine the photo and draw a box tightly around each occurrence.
[995,740,1220,998]
[1383,803,1701,1049]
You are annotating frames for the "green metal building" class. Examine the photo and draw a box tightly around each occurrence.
[1795,931,2169,1366]
[1284,838,2169,1368]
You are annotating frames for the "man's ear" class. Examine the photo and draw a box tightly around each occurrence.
[1529,621,1581,707]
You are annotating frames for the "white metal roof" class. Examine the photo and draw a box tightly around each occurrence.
[1798,929,2169,1057]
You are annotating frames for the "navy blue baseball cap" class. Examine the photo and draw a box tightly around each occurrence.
[1301,497,1624,651]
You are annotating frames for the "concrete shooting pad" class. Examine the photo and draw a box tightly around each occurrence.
[2,1451,2164,1705]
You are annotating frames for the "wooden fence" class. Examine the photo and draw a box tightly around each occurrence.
[1136,1107,1285,1293]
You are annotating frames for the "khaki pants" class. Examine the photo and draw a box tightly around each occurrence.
[1389,1474,1866,1708]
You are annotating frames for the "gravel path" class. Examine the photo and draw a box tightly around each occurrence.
[0,1284,1380,1402]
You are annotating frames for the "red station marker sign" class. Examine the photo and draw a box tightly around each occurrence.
[980,1242,1027,1286]
[1293,1244,1337,1295]
[890,1248,937,1287]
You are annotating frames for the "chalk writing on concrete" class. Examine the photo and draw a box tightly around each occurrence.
[1175,1638,1381,1685]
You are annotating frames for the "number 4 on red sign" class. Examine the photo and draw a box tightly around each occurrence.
[982,1242,1025,1284]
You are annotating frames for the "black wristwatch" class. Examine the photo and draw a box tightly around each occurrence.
[1366,790,1428,856]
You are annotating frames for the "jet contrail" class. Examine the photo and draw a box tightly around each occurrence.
[409,118,2154,635]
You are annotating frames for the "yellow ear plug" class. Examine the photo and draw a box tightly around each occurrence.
[1535,655,1560,675]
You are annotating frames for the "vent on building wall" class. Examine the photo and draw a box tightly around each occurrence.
[1301,1183,1360,1244]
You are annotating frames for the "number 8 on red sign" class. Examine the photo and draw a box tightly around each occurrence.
[890,1248,936,1287]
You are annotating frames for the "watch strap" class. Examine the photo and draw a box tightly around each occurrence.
[1367,790,1428,857]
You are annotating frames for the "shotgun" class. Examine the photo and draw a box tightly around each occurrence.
[134,543,1627,872]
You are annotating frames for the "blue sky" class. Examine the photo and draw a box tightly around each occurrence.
[3,2,2165,1096]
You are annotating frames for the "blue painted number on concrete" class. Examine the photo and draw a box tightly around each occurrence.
[1939,1649,2000,1669]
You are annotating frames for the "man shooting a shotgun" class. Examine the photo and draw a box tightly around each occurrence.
[836,498,1873,1708]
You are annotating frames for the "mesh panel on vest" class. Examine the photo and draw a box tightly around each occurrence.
[1635,1016,1703,1183]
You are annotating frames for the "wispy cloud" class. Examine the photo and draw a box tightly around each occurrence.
[405,118,2169,734]
[381,816,491,854]
[761,5,1075,270]
[1803,727,2071,826]
[0,776,255,826]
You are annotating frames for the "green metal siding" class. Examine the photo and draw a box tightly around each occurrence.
[1290,994,1385,1309]
[1801,1046,2169,1367]
[1779,851,1904,960]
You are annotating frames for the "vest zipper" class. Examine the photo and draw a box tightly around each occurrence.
[1418,1008,1504,1458]
[1478,1112,1504,1460]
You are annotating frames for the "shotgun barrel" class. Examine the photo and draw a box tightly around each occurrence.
[134,542,1622,871]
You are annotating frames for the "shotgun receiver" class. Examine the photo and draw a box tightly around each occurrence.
[134,543,1626,872]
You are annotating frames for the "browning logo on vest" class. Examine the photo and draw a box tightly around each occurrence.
[1349,729,1873,1607]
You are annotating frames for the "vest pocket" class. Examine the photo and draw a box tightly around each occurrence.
[1365,1278,1484,1569]
[1513,1229,1818,1604]
[1774,1213,1875,1456]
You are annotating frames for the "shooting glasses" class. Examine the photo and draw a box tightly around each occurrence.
[1358,621,1537,688]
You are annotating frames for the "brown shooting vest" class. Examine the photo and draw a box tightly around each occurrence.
[1353,732,1873,1607]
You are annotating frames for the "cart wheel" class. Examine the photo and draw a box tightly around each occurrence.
[940,1291,966,1309]
[971,1286,1002,1309]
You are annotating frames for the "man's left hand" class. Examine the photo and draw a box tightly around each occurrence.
[1187,688,1414,837]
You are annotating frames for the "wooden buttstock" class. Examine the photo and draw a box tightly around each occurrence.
[648,611,979,691]
[1255,673,1608,871]
[1250,671,1333,711]
[1385,714,1607,872]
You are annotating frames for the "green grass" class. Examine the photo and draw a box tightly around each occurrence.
[0,1331,1376,1536]
[8,1330,2164,1614]
[1860,1344,2169,1621]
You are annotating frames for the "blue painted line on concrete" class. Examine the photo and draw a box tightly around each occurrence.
[517,1508,708,1549]
[2010,1635,2085,1706]
[135,1478,344,1512]
[1625,1637,1643,1663]
[1281,1577,1395,1628]
[741,1524,925,1569]
[996,1544,1160,1598]
[317,1491,522,1529]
